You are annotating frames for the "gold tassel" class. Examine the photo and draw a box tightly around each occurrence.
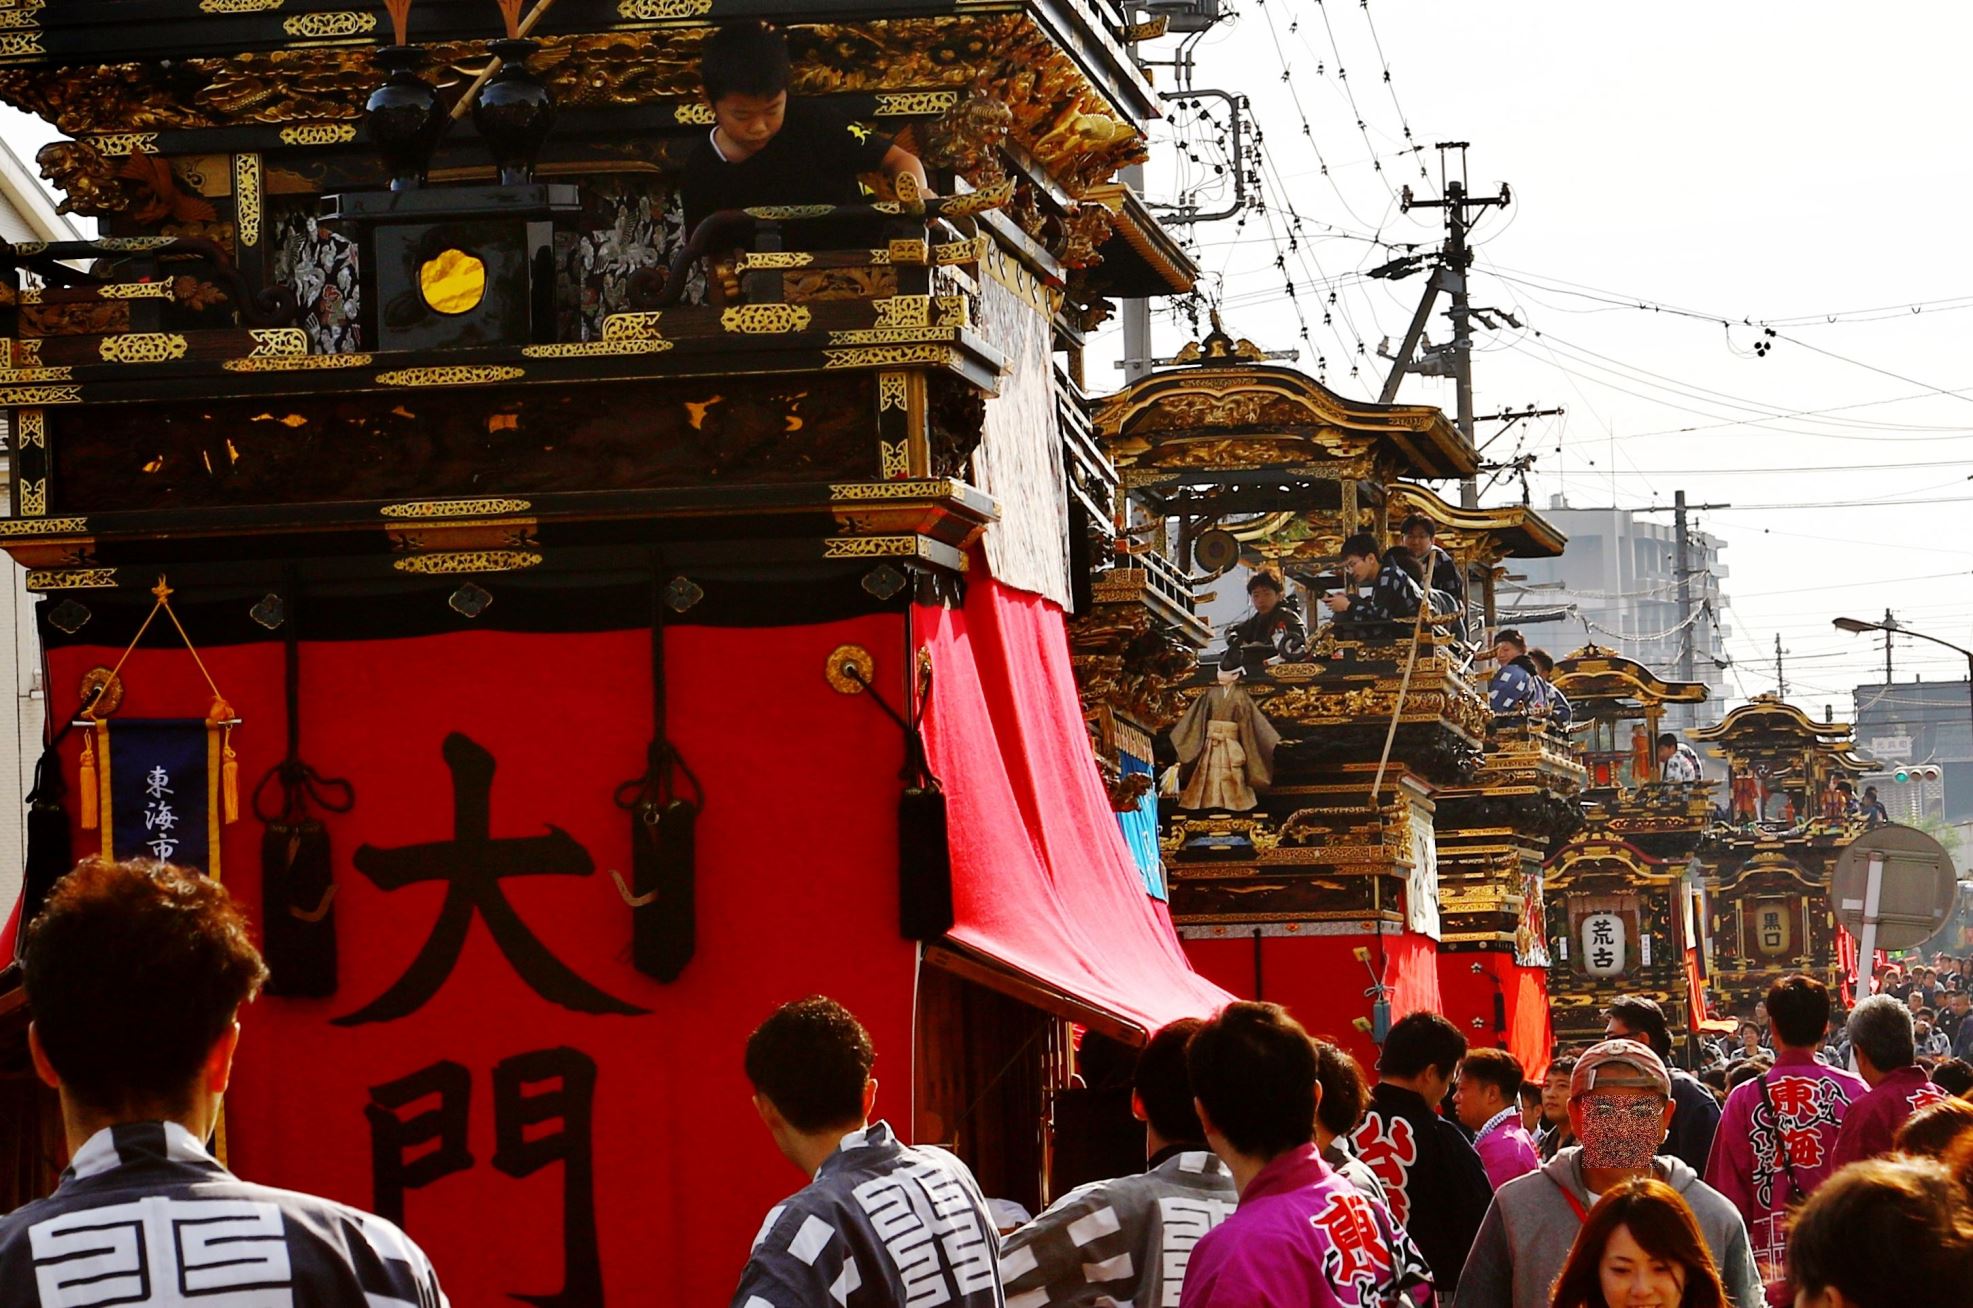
[221,726,238,825]
[79,732,98,830]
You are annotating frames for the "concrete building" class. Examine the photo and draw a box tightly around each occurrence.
[1505,498,1730,730]
[0,135,83,924]
[1850,676,1973,824]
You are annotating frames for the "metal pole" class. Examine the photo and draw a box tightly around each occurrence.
[1674,491,1694,730]
[1858,850,1886,994]
[1121,169,1152,382]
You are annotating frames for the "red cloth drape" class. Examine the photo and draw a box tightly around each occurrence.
[1181,929,1442,1074]
[1436,952,1551,1078]
[1684,948,1710,1028]
[35,618,922,1307]
[917,578,1230,1036]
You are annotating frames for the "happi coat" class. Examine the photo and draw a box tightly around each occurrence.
[1178,1145,1431,1308]
[1828,1065,1951,1169]
[1702,1050,1866,1306]
[1471,1108,1540,1190]
[0,1120,448,1307]
[1349,1083,1493,1295]
[999,1145,1237,1308]
[732,1120,1003,1308]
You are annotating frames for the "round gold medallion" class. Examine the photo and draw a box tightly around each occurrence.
[420,248,487,316]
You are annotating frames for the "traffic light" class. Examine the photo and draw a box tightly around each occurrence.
[1893,766,1942,784]
[1896,767,1909,783]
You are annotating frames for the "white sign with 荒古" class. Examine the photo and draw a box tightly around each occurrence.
[1582,911,1626,977]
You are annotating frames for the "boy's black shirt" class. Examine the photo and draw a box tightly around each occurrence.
[679,99,894,243]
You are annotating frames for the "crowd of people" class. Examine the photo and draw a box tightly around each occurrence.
[8,855,1973,1307]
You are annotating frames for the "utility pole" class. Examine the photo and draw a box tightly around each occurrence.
[1774,634,1789,698]
[1884,609,1897,686]
[1639,492,1729,724]
[1383,145,1513,509]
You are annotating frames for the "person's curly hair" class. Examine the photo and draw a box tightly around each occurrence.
[25,858,267,1114]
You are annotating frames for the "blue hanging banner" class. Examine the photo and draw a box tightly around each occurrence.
[88,719,221,877]
[1117,751,1166,901]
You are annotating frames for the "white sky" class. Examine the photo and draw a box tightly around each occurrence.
[4,9,1969,717]
[1091,0,1973,717]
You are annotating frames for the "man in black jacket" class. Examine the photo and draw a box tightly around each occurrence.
[1401,513,1466,618]
[1350,1011,1494,1296]
[1605,993,1721,1174]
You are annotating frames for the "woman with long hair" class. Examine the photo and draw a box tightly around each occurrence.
[1550,1178,1729,1308]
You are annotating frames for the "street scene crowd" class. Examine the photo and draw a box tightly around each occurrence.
[4,857,1973,1307]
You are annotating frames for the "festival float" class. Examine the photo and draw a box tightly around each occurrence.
[1080,325,1496,1073]
[1543,645,1713,1047]
[0,1,1240,1298]
[1389,485,1582,1069]
[1690,696,1873,1012]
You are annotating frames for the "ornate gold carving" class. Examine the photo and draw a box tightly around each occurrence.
[95,283,177,301]
[933,236,991,266]
[829,328,960,346]
[222,352,372,372]
[872,296,933,329]
[832,480,951,501]
[934,295,970,327]
[0,516,84,537]
[98,333,188,365]
[671,103,715,125]
[888,238,929,265]
[825,345,954,370]
[247,328,308,357]
[0,366,73,383]
[14,406,44,516]
[720,303,811,334]
[877,373,910,411]
[936,179,1018,219]
[392,551,543,575]
[922,93,1013,188]
[0,32,43,60]
[374,365,525,387]
[618,0,713,17]
[201,0,285,11]
[0,8,37,31]
[601,311,664,341]
[0,385,79,405]
[823,535,919,559]
[281,11,374,39]
[232,153,262,248]
[382,498,532,520]
[875,91,961,116]
[279,123,358,146]
[743,204,837,221]
[521,338,674,359]
[80,136,161,160]
[1053,201,1118,269]
[26,569,116,591]
[734,252,815,271]
[878,441,910,478]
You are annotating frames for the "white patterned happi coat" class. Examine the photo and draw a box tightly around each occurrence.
[998,1148,1237,1308]
[0,1120,448,1307]
[732,1121,1005,1308]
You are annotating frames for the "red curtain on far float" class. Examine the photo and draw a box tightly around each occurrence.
[1183,928,1444,1074]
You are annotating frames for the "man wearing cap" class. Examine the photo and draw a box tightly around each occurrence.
[1703,974,1864,1306]
[1604,994,1720,1172]
[1452,1039,1760,1308]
